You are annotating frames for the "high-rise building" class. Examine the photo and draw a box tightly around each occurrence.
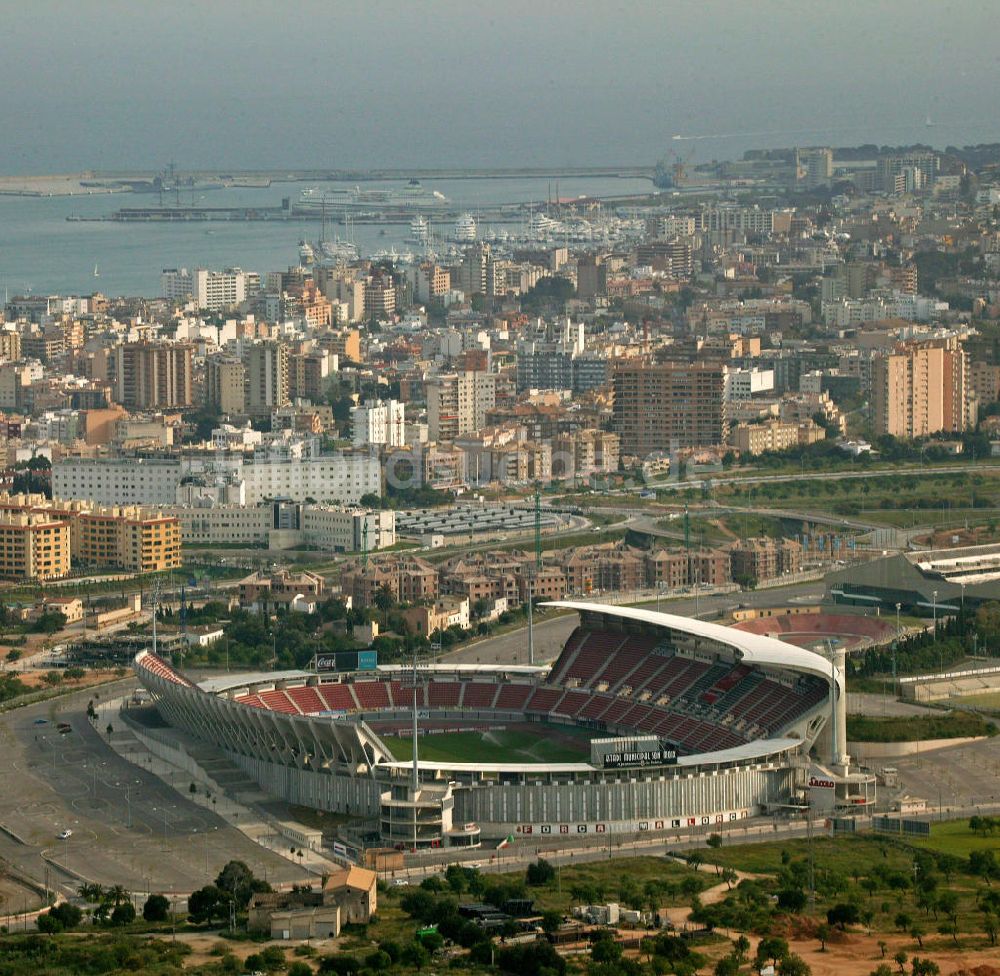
[871,337,970,438]
[364,273,396,320]
[191,267,254,311]
[352,399,406,448]
[877,151,937,193]
[613,362,728,455]
[161,268,194,302]
[114,342,194,410]
[796,147,833,188]
[426,371,496,441]
[205,356,247,415]
[289,350,336,403]
[245,341,290,417]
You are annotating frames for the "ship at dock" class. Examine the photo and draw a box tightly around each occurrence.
[293,180,449,216]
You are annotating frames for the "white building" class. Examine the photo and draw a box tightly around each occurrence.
[724,368,774,400]
[168,502,394,552]
[194,268,255,311]
[54,453,381,507]
[426,371,496,441]
[239,455,381,505]
[161,268,194,302]
[212,423,263,452]
[301,506,395,552]
[351,400,406,448]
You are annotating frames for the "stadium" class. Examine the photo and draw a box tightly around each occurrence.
[136,601,872,850]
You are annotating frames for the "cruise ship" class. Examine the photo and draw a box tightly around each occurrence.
[453,212,477,242]
[294,180,449,215]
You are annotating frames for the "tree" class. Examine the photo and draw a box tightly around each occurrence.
[706,833,724,852]
[893,950,908,974]
[910,960,940,976]
[983,911,1000,946]
[526,858,555,886]
[970,848,999,885]
[778,954,811,976]
[827,902,860,930]
[715,955,740,976]
[936,889,959,925]
[870,966,894,976]
[216,859,264,909]
[36,912,63,934]
[878,940,888,958]
[734,934,750,963]
[400,942,430,971]
[373,585,396,628]
[777,888,807,912]
[107,884,129,906]
[289,964,313,976]
[756,936,790,968]
[42,902,82,931]
[188,884,227,925]
[816,922,831,951]
[143,893,170,922]
[909,924,925,949]
[591,933,623,964]
[894,911,912,932]
[721,867,738,891]
[541,909,563,934]
[111,902,136,926]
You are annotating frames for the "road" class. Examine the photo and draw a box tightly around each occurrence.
[0,682,306,903]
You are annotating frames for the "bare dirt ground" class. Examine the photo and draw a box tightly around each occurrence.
[663,860,1000,976]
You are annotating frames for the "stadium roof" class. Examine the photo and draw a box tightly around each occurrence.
[544,601,842,692]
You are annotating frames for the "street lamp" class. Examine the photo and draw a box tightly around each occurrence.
[932,590,938,635]
[656,581,665,613]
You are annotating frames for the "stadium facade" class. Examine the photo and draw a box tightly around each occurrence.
[136,602,869,849]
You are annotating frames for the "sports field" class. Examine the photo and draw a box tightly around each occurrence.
[381,723,594,764]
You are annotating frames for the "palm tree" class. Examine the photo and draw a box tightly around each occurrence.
[107,884,129,907]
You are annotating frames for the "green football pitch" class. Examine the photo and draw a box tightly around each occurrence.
[380,724,594,764]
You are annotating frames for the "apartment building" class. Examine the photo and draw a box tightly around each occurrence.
[410,263,451,304]
[245,341,290,416]
[351,400,406,448]
[425,371,496,441]
[550,430,620,479]
[205,356,247,415]
[871,337,971,438]
[0,493,180,577]
[729,419,825,456]
[796,147,833,188]
[114,342,193,410]
[0,511,70,580]
[613,362,728,455]
[288,349,335,403]
[730,538,802,584]
[340,556,439,607]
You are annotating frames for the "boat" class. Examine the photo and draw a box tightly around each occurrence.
[409,215,430,245]
[293,179,449,215]
[298,240,315,265]
[318,238,360,262]
[453,212,477,242]
[93,264,100,278]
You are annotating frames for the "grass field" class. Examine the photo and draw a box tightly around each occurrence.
[906,818,1000,858]
[948,690,1000,711]
[381,724,594,764]
[846,711,998,742]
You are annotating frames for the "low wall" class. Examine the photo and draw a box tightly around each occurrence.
[848,735,986,759]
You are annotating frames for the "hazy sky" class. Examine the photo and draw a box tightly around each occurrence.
[4,0,1000,173]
